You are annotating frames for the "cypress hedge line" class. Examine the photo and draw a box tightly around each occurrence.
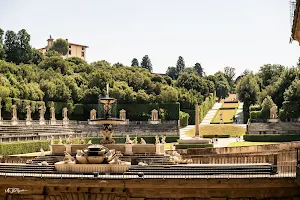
[244,134,300,142]
[0,136,180,155]
[1,97,180,121]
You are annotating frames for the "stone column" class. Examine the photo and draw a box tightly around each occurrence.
[63,107,69,125]
[90,109,96,120]
[39,106,45,125]
[119,109,126,120]
[195,103,200,137]
[151,109,158,121]
[50,107,56,125]
[11,105,18,126]
[25,105,32,125]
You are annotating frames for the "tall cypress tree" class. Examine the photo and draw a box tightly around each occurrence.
[131,58,139,67]
[140,55,152,72]
[194,62,204,77]
[176,56,185,73]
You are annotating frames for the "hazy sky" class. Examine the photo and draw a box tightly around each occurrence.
[1,0,300,76]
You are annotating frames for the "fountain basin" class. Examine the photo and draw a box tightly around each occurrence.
[87,156,106,164]
[88,118,125,125]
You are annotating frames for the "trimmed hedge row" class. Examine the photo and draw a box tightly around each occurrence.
[244,134,300,142]
[179,111,189,127]
[0,141,50,156]
[175,143,213,149]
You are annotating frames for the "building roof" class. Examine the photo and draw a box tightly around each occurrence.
[292,0,300,42]
[68,42,89,48]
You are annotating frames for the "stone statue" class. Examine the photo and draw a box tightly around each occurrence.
[40,148,45,156]
[63,151,74,163]
[50,136,54,145]
[87,140,92,144]
[76,149,84,157]
[100,125,115,144]
[58,136,63,145]
[125,135,132,144]
[270,105,278,119]
[50,107,56,125]
[161,136,166,144]
[155,135,160,144]
[133,137,138,145]
[26,105,32,121]
[11,105,17,125]
[62,108,69,125]
[90,109,97,120]
[66,135,72,144]
[119,109,126,120]
[151,109,159,121]
[0,104,3,125]
[39,106,45,125]
[140,138,146,144]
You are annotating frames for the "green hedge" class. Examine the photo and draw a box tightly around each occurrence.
[179,111,189,127]
[250,105,262,112]
[202,135,230,138]
[250,111,261,120]
[0,141,50,156]
[244,134,300,142]
[175,143,213,149]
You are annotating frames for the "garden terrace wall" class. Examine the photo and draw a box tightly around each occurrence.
[247,121,300,134]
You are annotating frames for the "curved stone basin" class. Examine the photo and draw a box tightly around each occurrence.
[89,118,125,125]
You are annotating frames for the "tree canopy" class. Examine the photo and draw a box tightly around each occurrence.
[49,38,69,56]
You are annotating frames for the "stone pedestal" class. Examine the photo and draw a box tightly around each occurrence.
[65,144,71,154]
[11,120,18,126]
[148,119,161,124]
[63,119,69,125]
[125,144,133,155]
[39,119,45,125]
[25,120,32,126]
[50,119,56,125]
[0,118,3,125]
[156,144,165,155]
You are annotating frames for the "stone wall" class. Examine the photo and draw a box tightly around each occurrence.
[0,177,299,199]
[247,122,300,134]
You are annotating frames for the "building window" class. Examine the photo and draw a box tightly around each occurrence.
[81,52,84,57]
[82,47,85,50]
[69,45,71,48]
[69,50,71,55]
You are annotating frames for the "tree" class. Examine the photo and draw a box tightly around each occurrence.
[166,66,178,79]
[216,81,230,100]
[45,50,61,57]
[49,38,68,55]
[259,64,285,88]
[0,28,5,60]
[193,63,204,77]
[31,48,43,65]
[176,56,185,73]
[5,29,32,64]
[224,66,235,83]
[131,58,139,67]
[140,55,152,72]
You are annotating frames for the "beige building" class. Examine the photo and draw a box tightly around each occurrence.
[39,35,88,60]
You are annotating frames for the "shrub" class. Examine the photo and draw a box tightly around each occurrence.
[179,111,189,127]
[244,134,300,142]
[250,105,262,111]
[250,111,261,120]
[0,141,50,155]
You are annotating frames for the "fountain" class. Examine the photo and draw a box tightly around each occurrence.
[88,83,125,144]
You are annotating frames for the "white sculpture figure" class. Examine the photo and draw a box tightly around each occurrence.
[39,106,45,125]
[133,137,138,144]
[76,149,84,157]
[63,151,74,163]
[62,108,69,125]
[40,148,45,156]
[26,105,32,121]
[11,105,18,125]
[50,107,56,125]
[87,140,92,144]
[58,136,63,145]
[66,135,72,144]
[140,138,146,144]
[119,109,126,120]
[155,135,160,144]
[125,135,132,144]
[50,136,54,145]
[90,109,97,120]
[0,104,3,125]
[151,109,159,121]
[161,136,166,144]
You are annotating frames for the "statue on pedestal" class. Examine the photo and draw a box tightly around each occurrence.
[270,105,278,119]
[11,105,18,125]
[0,104,3,125]
[151,109,159,121]
[133,137,138,144]
[125,135,132,144]
[140,138,146,144]
[50,107,56,125]
[119,109,126,120]
[58,136,63,145]
[50,136,54,145]
[161,136,166,144]
[39,106,45,125]
[155,135,160,144]
[90,109,97,120]
[79,136,85,144]
[66,135,72,144]
[62,108,69,125]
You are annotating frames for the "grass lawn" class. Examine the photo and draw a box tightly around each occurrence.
[227,142,279,147]
[185,125,245,137]
[222,103,239,108]
[211,109,236,123]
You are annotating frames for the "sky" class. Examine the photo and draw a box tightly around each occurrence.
[1,0,300,76]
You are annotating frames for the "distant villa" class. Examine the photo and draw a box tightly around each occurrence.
[39,35,88,60]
